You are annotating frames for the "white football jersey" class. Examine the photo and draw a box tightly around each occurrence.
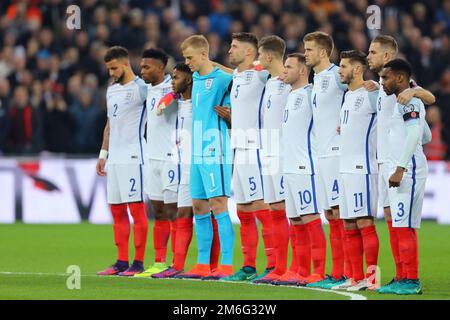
[177,98,192,184]
[282,84,317,175]
[339,87,378,174]
[311,64,348,158]
[388,97,427,179]
[260,76,291,157]
[377,79,419,164]
[107,76,147,164]
[146,75,178,161]
[230,68,270,149]
[376,83,396,164]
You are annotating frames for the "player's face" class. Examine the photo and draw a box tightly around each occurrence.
[258,47,270,70]
[228,40,247,66]
[367,42,385,73]
[140,58,163,85]
[283,57,301,85]
[171,69,191,94]
[304,41,321,68]
[183,47,204,72]
[380,67,397,95]
[105,59,126,84]
[338,58,354,84]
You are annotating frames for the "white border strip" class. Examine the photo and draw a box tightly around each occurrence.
[0,271,367,300]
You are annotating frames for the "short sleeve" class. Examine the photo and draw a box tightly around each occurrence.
[333,66,348,91]
[368,90,379,113]
[257,70,270,84]
[306,85,313,109]
[398,97,422,124]
[138,82,148,104]
[219,73,232,107]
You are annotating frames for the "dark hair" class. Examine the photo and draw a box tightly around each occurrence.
[259,35,286,58]
[372,35,398,54]
[232,32,258,50]
[303,31,334,57]
[340,50,367,67]
[173,62,192,75]
[383,58,412,79]
[104,46,129,62]
[287,52,306,65]
[142,48,169,67]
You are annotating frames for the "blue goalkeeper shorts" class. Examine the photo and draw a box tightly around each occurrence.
[189,156,231,200]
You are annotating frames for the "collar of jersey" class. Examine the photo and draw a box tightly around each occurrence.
[193,66,219,79]
[150,74,171,89]
[348,86,366,93]
[314,63,336,76]
[291,83,311,92]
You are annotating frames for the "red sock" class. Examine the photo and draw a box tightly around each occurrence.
[293,224,311,277]
[255,209,275,269]
[237,211,258,268]
[110,204,130,262]
[360,225,379,279]
[396,227,419,280]
[328,219,345,279]
[128,202,149,262]
[170,220,178,261]
[387,221,403,280]
[153,219,170,263]
[288,225,298,273]
[270,209,289,275]
[173,217,193,271]
[340,220,352,278]
[345,229,364,281]
[210,214,220,270]
[306,219,326,277]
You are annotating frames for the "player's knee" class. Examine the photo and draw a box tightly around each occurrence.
[343,219,357,230]
[269,201,285,211]
[152,201,165,220]
[384,207,392,221]
[252,200,270,211]
[177,207,193,219]
[164,203,178,220]
[331,206,340,219]
[357,217,375,229]
[192,200,209,215]
[302,213,320,224]
[236,203,252,212]
[289,217,303,225]
[325,209,334,221]
[209,197,228,215]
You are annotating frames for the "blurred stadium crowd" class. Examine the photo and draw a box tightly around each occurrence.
[0,0,449,158]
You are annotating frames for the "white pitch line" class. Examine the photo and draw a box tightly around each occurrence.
[0,271,367,300]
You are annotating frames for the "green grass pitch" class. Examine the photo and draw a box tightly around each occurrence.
[0,221,449,300]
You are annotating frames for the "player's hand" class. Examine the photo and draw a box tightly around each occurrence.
[156,92,180,116]
[389,167,404,188]
[397,88,414,105]
[363,80,379,92]
[215,106,231,123]
[96,158,107,176]
[253,60,263,71]
[336,126,341,134]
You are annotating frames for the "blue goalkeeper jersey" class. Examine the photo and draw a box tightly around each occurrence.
[191,66,232,159]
